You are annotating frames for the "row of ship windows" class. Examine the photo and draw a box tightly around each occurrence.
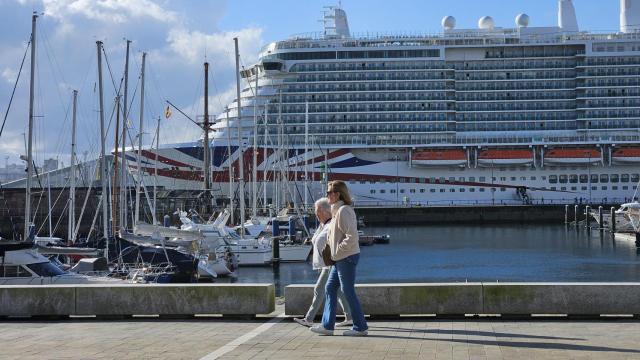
[284,83,452,92]
[583,99,640,107]
[583,78,640,87]
[274,122,582,134]
[283,93,450,103]
[456,81,574,91]
[582,89,639,97]
[458,102,575,111]
[458,91,574,101]
[349,174,640,185]
[272,121,640,134]
[592,43,640,53]
[292,61,452,72]
[581,69,640,76]
[291,59,579,73]
[581,56,640,66]
[578,109,640,118]
[296,73,451,82]
[279,103,452,114]
[457,71,574,81]
[548,174,640,184]
[367,185,638,195]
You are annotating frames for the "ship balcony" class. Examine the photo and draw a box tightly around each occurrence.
[457,98,575,103]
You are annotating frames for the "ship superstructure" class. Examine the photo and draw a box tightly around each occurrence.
[128,0,640,208]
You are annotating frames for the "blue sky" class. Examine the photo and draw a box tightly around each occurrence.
[0,1,622,166]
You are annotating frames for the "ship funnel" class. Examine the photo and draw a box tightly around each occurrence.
[323,6,350,38]
[558,0,579,32]
[621,0,640,33]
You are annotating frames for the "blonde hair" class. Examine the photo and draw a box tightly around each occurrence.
[328,180,352,206]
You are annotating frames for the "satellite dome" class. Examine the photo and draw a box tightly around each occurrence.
[515,13,530,28]
[441,16,456,30]
[478,16,495,30]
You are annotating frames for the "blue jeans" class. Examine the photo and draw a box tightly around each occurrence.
[321,254,368,332]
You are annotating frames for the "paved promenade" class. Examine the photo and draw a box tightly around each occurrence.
[2,307,640,360]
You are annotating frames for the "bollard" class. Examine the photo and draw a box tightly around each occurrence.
[565,205,569,224]
[574,205,579,227]
[272,236,280,265]
[598,206,603,231]
[610,207,616,233]
[585,206,591,228]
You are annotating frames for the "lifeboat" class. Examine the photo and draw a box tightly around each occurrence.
[612,147,640,164]
[477,149,533,166]
[544,148,601,164]
[411,149,467,167]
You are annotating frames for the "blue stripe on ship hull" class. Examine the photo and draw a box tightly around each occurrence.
[328,157,378,168]
[176,146,238,167]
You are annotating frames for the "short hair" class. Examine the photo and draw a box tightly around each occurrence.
[328,180,352,205]
[314,197,331,214]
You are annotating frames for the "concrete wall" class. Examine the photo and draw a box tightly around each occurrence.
[285,283,640,316]
[0,284,274,317]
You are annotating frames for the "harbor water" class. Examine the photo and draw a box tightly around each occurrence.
[222,224,640,295]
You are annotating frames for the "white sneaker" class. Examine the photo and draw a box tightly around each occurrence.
[343,329,368,337]
[293,318,313,327]
[336,319,353,327]
[309,325,333,336]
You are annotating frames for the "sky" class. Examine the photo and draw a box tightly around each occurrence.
[0,0,622,167]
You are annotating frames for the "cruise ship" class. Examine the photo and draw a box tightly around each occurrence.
[126,0,640,208]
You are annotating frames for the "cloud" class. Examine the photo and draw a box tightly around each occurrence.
[1,67,17,84]
[42,0,178,24]
[166,26,263,66]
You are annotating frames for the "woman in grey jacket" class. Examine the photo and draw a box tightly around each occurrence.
[310,180,368,336]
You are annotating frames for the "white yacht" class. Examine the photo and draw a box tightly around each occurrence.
[0,242,123,285]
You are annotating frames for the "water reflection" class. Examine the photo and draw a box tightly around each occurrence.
[223,224,640,294]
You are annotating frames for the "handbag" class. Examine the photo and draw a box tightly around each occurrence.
[322,243,335,266]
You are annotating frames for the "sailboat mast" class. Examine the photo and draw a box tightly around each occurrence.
[68,90,77,243]
[234,37,246,237]
[304,101,309,210]
[24,13,37,241]
[96,41,109,254]
[226,107,234,224]
[252,67,258,219]
[111,95,120,235]
[134,52,146,227]
[203,62,211,202]
[153,117,159,224]
[262,103,268,213]
[120,40,130,231]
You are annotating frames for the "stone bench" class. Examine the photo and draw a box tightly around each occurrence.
[285,282,640,317]
[0,284,274,317]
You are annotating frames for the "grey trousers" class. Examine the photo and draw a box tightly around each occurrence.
[304,267,352,322]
